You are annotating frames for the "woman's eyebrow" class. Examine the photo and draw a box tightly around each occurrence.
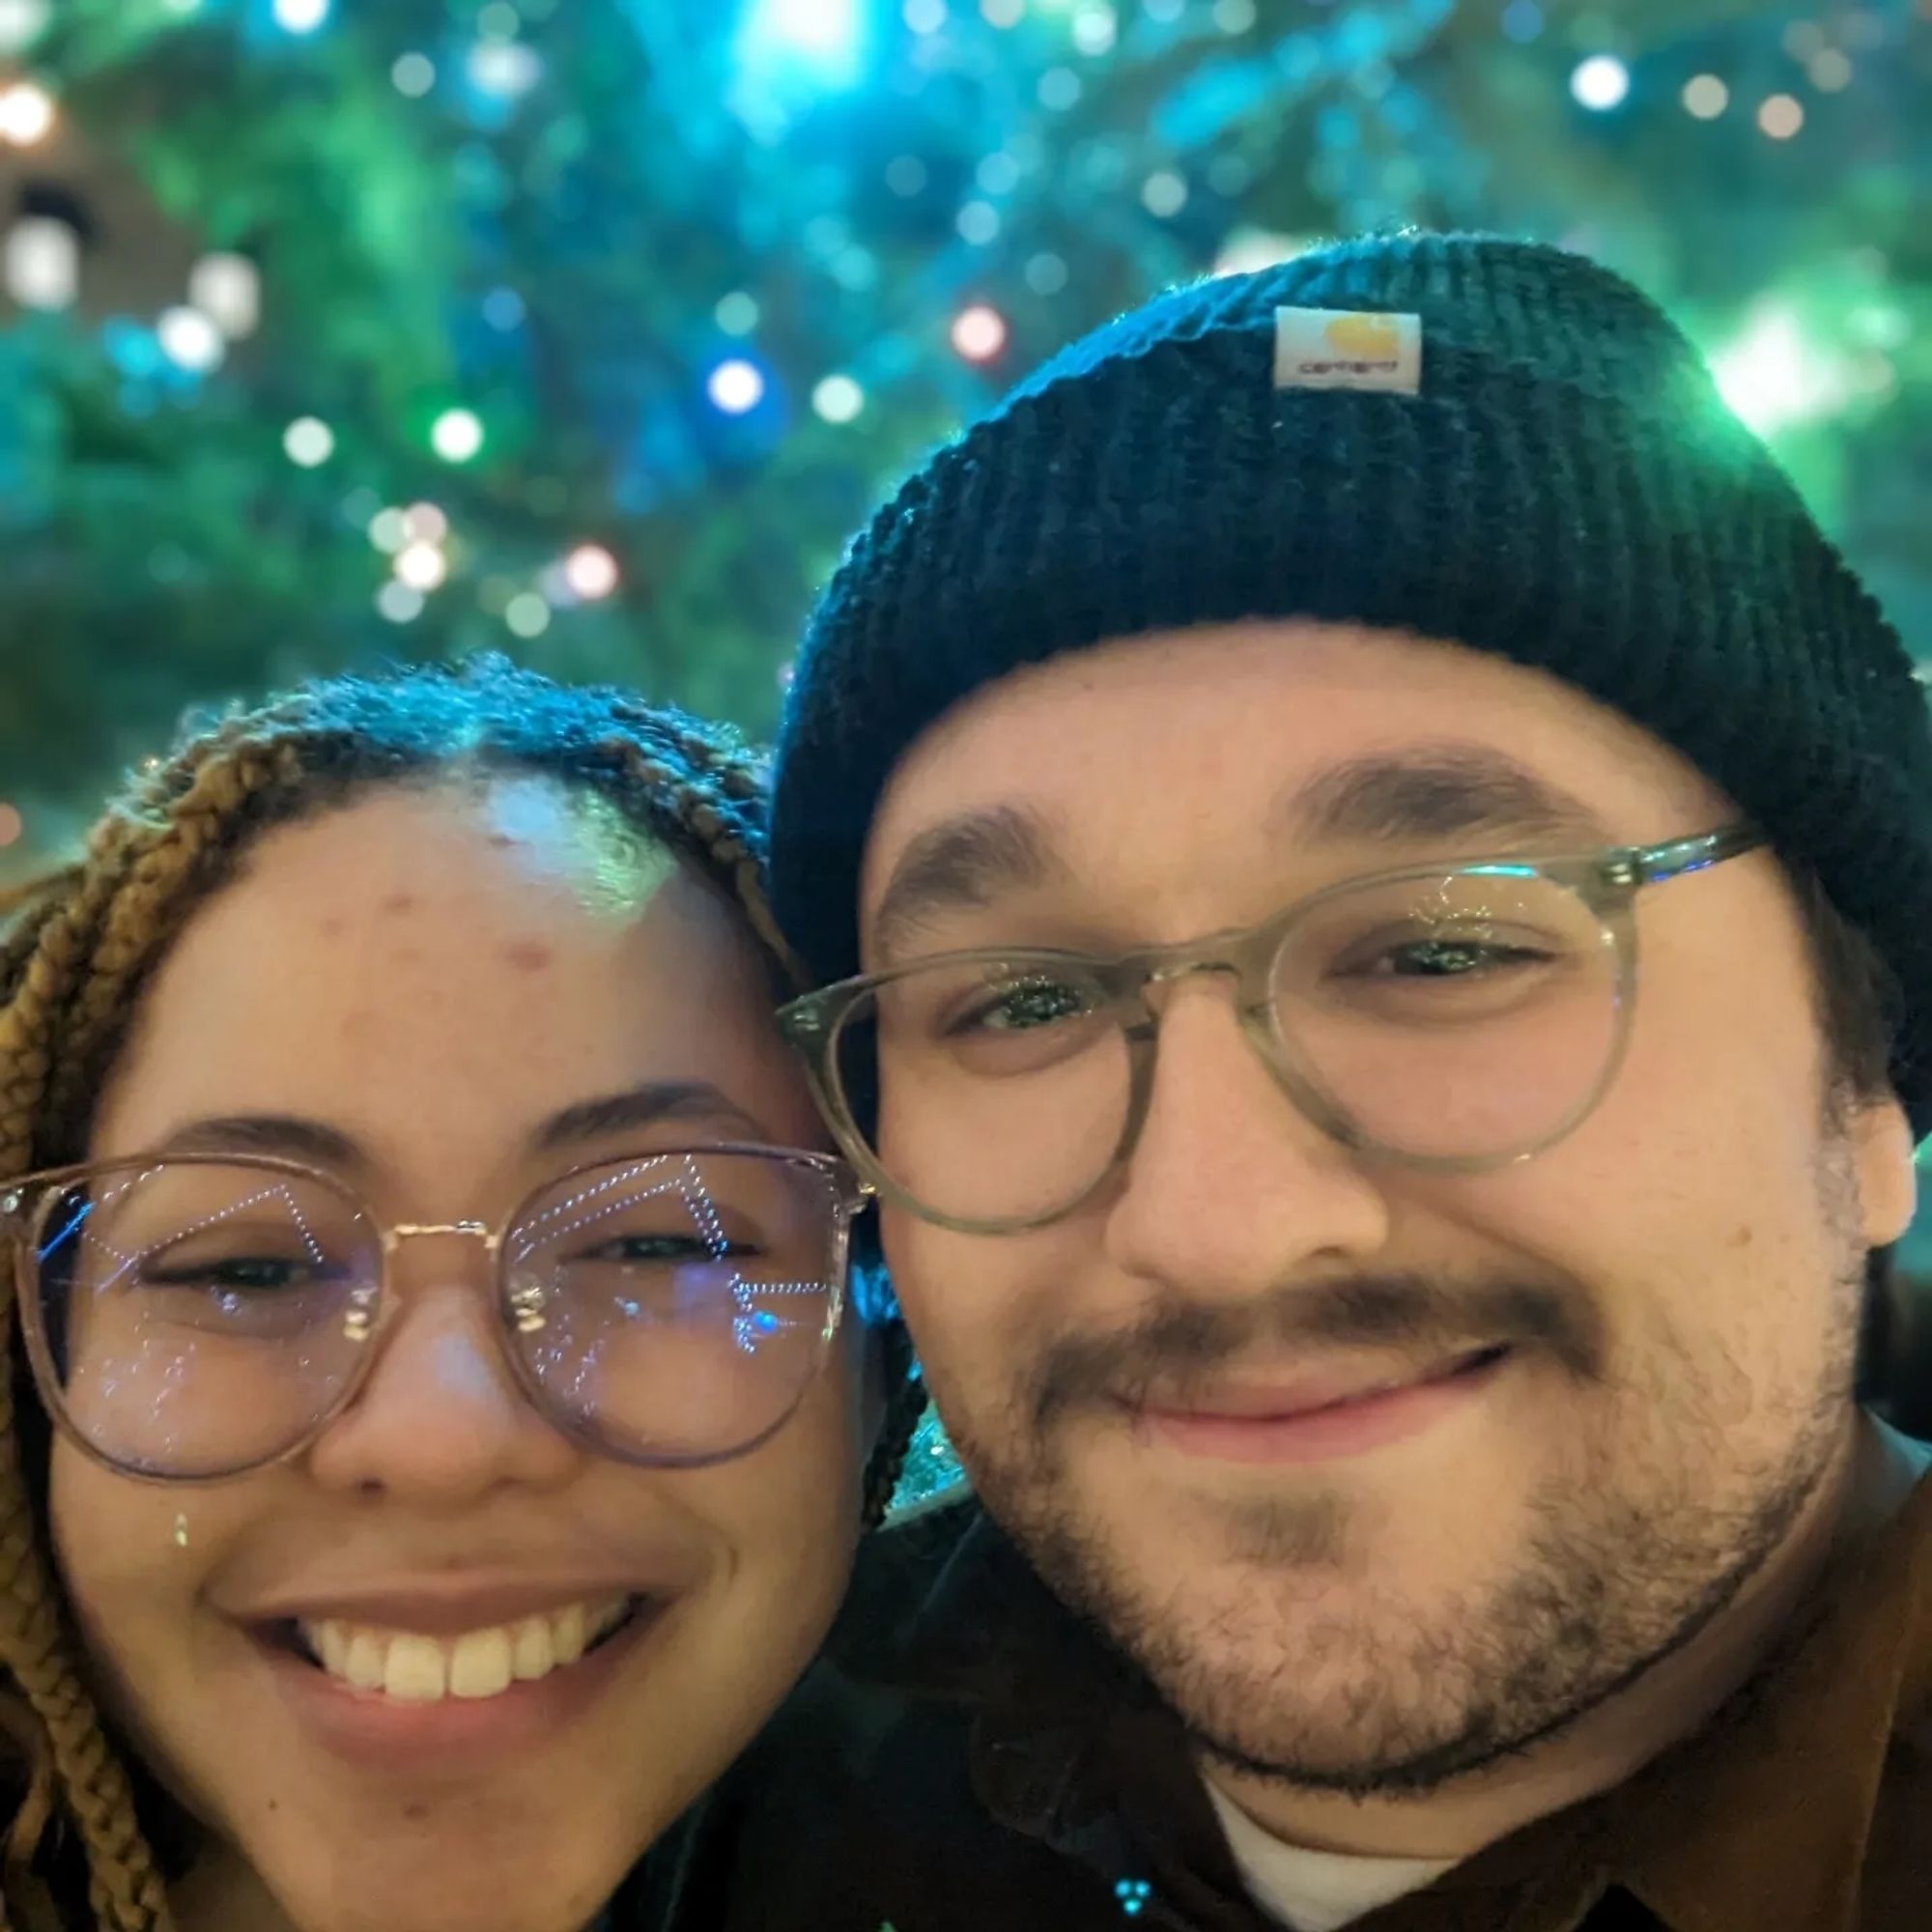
[528,1081,771,1154]
[156,1114,368,1169]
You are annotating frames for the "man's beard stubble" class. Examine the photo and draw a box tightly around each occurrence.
[941,1161,1869,1803]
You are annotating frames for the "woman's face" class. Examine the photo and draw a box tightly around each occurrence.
[48,779,870,1932]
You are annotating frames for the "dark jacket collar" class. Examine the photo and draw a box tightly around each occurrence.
[834,1463,1932,1932]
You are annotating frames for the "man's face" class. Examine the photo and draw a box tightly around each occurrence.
[858,620,1916,1796]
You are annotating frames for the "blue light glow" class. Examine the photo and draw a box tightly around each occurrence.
[736,0,864,89]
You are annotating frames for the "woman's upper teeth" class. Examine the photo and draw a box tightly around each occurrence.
[296,1595,631,1702]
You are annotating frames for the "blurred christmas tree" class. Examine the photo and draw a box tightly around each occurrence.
[0,0,1924,880]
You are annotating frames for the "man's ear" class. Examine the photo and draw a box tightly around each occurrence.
[1853,1092,1917,1249]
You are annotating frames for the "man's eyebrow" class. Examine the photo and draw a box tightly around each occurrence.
[1276,745,1614,850]
[157,1115,368,1169]
[867,805,1070,967]
[529,1081,771,1154]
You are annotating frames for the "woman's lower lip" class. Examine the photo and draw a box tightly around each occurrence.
[1133,1350,1511,1465]
[260,1605,668,1775]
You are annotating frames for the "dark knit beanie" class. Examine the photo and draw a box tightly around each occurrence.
[770,232,1932,1132]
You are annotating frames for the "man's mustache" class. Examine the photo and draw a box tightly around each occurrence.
[1029,1273,1605,1427]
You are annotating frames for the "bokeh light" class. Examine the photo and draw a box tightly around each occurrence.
[393,541,449,591]
[504,592,551,638]
[156,306,224,372]
[271,0,329,33]
[0,80,55,146]
[1571,55,1631,112]
[282,416,334,466]
[951,303,1008,361]
[4,216,77,308]
[707,358,766,412]
[188,253,260,338]
[811,374,865,423]
[562,543,619,599]
[1682,74,1728,119]
[431,408,485,461]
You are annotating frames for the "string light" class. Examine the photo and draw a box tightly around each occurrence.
[1141,170,1187,217]
[482,286,526,330]
[903,0,947,33]
[1070,4,1117,56]
[4,216,77,308]
[505,592,551,638]
[282,416,334,466]
[1213,227,1306,276]
[1024,250,1068,294]
[707,358,765,412]
[1500,0,1544,42]
[367,507,410,553]
[956,200,1000,244]
[715,291,759,334]
[951,303,1008,361]
[1758,93,1804,138]
[188,253,260,338]
[562,543,619,599]
[469,41,543,96]
[1711,301,1848,433]
[271,0,330,32]
[0,1,49,56]
[0,80,55,146]
[403,502,448,544]
[1807,49,1852,91]
[811,374,865,422]
[1037,66,1081,108]
[376,582,424,623]
[0,803,22,850]
[393,541,448,591]
[1571,55,1631,112]
[1682,74,1728,119]
[156,306,224,372]
[980,0,1024,24]
[431,408,484,461]
[391,52,436,97]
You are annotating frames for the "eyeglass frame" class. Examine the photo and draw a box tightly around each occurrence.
[0,1142,873,1486]
[777,825,1768,1236]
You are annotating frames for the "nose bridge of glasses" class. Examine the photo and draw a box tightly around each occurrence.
[1133,929,1277,1022]
[382,1219,497,1249]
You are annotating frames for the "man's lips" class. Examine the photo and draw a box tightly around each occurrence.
[1126,1345,1513,1423]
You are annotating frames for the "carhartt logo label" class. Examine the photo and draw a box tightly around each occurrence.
[1273,306,1422,394]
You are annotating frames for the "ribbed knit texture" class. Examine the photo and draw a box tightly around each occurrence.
[771,233,1932,1131]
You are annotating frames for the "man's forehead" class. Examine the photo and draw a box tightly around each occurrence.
[866,634,1715,867]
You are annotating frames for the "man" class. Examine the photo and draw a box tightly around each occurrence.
[656,235,1932,1931]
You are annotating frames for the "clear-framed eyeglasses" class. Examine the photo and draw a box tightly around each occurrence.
[0,1144,869,1483]
[778,826,1766,1236]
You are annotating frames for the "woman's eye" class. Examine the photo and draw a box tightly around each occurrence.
[141,1257,316,1293]
[573,1235,752,1264]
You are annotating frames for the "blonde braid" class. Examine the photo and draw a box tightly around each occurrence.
[0,734,309,1931]
[1,878,178,1928]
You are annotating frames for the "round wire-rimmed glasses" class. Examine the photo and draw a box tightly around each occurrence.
[0,1143,869,1484]
[777,826,1767,1236]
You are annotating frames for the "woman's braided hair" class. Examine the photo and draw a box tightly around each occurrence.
[0,656,925,1931]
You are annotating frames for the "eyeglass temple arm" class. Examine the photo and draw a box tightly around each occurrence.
[1627,824,1766,888]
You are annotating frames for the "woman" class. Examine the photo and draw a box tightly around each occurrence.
[0,657,922,1932]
